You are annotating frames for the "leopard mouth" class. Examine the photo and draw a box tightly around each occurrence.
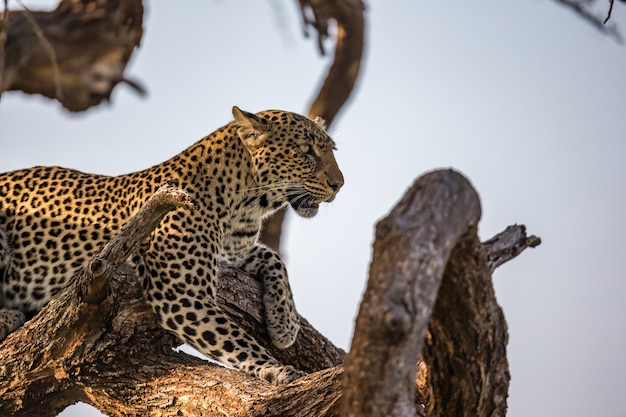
[288,194,321,218]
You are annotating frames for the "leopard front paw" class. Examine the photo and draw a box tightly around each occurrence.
[257,363,306,384]
[263,293,300,349]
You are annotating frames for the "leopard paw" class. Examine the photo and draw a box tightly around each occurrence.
[263,293,300,349]
[257,363,306,384]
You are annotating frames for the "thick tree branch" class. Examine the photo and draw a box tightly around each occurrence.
[0,182,345,416]
[0,0,144,112]
[342,170,482,417]
[0,170,539,416]
[342,170,541,417]
[422,231,510,417]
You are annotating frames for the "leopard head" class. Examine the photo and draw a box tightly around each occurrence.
[233,106,344,218]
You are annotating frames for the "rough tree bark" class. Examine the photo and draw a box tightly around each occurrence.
[0,0,144,112]
[0,169,540,416]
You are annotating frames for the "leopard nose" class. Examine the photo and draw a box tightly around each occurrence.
[327,178,343,192]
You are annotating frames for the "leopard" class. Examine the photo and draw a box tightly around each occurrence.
[0,106,344,384]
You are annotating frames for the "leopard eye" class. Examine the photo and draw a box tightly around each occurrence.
[299,144,311,154]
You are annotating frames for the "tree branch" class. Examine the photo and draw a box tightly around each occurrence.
[0,181,345,416]
[482,224,541,273]
[342,170,541,417]
[552,0,622,42]
[81,180,197,304]
[0,170,539,416]
[0,0,144,112]
[298,0,365,126]
[342,169,482,417]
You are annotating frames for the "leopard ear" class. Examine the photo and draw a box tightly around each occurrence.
[312,116,327,131]
[232,106,269,151]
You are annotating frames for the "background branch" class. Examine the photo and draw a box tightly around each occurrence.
[0,0,144,111]
[552,0,622,42]
[260,0,365,251]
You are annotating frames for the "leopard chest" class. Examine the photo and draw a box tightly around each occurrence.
[218,198,269,260]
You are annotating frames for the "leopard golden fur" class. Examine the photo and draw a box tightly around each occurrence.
[0,107,344,384]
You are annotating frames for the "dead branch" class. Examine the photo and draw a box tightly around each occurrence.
[482,224,541,273]
[605,0,616,23]
[298,0,365,126]
[0,0,144,112]
[81,180,197,304]
[0,181,345,417]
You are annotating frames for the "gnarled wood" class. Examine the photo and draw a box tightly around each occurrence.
[0,0,144,112]
[342,170,482,417]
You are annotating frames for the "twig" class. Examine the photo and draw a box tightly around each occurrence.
[121,76,147,97]
[17,1,64,100]
[297,0,329,55]
[482,224,541,273]
[553,0,622,43]
[605,0,615,23]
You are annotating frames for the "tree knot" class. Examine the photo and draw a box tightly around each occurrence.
[382,303,411,342]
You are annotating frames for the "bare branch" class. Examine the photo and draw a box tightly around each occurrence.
[605,0,615,23]
[482,224,541,273]
[342,170,530,417]
[0,182,344,416]
[300,0,366,126]
[552,0,622,42]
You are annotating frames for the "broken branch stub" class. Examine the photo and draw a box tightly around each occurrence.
[483,224,541,272]
[81,181,196,304]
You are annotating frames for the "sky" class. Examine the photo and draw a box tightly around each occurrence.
[1,1,625,416]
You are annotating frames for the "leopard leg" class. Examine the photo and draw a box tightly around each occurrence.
[228,243,300,349]
[138,239,304,384]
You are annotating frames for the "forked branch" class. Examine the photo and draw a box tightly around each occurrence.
[342,169,540,417]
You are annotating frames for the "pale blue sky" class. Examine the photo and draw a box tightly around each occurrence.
[1,1,625,416]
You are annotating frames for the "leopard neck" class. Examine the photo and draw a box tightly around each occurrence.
[155,125,256,210]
